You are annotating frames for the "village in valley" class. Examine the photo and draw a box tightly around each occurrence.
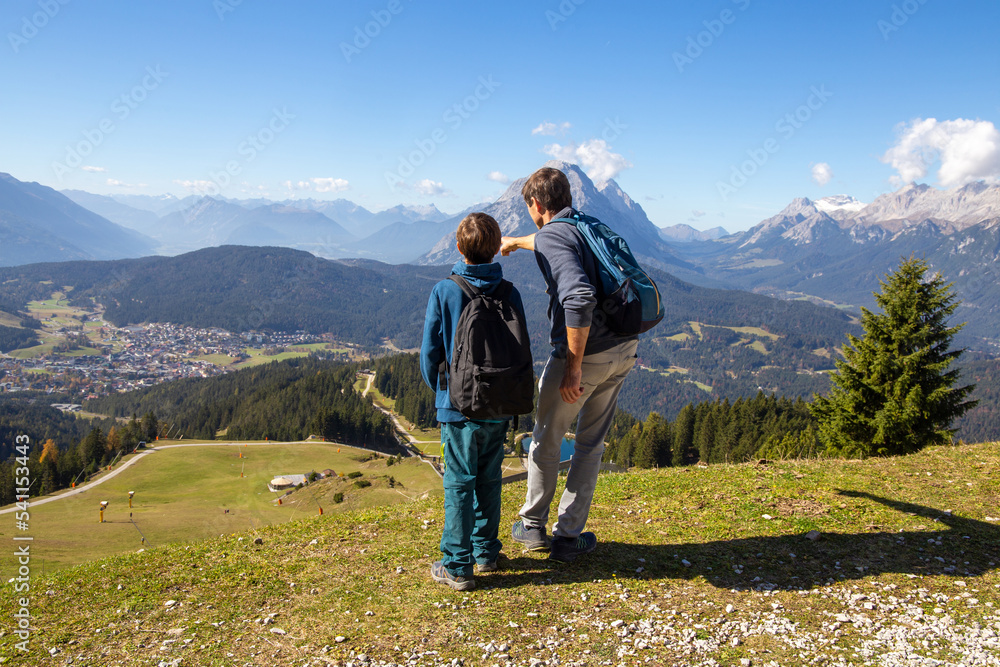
[0,290,350,400]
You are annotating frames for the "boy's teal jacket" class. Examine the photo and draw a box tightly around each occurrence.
[420,261,526,423]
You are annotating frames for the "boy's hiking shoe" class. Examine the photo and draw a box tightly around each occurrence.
[512,520,550,551]
[549,532,597,563]
[476,560,498,573]
[431,561,475,591]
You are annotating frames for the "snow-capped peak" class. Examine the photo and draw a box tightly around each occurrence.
[813,195,866,214]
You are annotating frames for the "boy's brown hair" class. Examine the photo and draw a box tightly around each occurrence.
[457,212,502,264]
[521,167,573,213]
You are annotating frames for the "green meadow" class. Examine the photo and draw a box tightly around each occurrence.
[0,441,441,576]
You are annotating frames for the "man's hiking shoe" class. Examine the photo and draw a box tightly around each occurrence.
[476,560,498,573]
[549,532,597,563]
[431,561,475,591]
[512,520,550,551]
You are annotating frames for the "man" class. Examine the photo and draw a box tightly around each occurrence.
[501,166,638,563]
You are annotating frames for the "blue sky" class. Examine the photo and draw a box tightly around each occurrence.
[2,0,998,232]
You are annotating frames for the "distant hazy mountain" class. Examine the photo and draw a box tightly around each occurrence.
[151,198,355,256]
[62,189,162,235]
[273,198,375,237]
[666,181,1000,349]
[658,224,728,243]
[344,219,452,264]
[108,192,201,216]
[215,197,449,239]
[1,173,155,267]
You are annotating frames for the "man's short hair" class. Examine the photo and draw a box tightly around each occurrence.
[457,212,502,265]
[522,167,573,212]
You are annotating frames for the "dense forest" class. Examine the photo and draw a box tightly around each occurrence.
[0,324,39,353]
[0,395,115,462]
[953,355,1000,444]
[604,392,819,469]
[0,398,152,505]
[84,357,397,447]
[370,354,438,428]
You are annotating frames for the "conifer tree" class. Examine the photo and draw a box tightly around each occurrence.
[672,404,695,466]
[812,257,976,457]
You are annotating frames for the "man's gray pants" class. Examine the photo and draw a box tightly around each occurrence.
[519,338,638,539]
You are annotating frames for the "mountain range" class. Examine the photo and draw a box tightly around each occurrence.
[58,188,454,262]
[665,181,1000,349]
[4,165,1000,347]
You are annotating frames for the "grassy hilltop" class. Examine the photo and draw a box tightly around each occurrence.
[2,443,999,666]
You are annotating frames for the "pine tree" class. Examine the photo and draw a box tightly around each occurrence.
[672,404,695,466]
[812,257,977,457]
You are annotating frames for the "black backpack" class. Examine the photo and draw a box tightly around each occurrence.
[440,275,534,420]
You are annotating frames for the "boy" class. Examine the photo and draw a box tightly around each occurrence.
[420,212,528,590]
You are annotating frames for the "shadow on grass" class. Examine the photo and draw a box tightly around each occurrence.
[483,491,1000,591]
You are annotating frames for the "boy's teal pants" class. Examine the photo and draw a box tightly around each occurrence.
[440,420,507,577]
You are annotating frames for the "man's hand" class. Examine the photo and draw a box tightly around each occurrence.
[560,325,590,403]
[559,365,584,404]
[500,234,535,256]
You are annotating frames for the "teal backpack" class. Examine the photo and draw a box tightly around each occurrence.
[553,212,664,335]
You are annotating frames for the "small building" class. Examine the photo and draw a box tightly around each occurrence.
[268,474,307,492]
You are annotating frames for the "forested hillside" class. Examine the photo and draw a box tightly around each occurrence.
[605,393,818,468]
[84,357,397,447]
[953,356,1000,444]
[0,396,114,463]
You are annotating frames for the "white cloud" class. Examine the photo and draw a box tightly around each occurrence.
[310,177,350,193]
[487,171,510,184]
[174,179,217,194]
[691,209,707,218]
[107,178,146,189]
[239,182,270,196]
[82,165,107,173]
[811,162,833,186]
[544,138,633,182]
[282,177,350,194]
[881,118,1000,188]
[415,179,452,197]
[532,121,572,136]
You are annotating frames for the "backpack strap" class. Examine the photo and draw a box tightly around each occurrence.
[448,274,481,299]
[450,274,514,301]
[439,275,483,391]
